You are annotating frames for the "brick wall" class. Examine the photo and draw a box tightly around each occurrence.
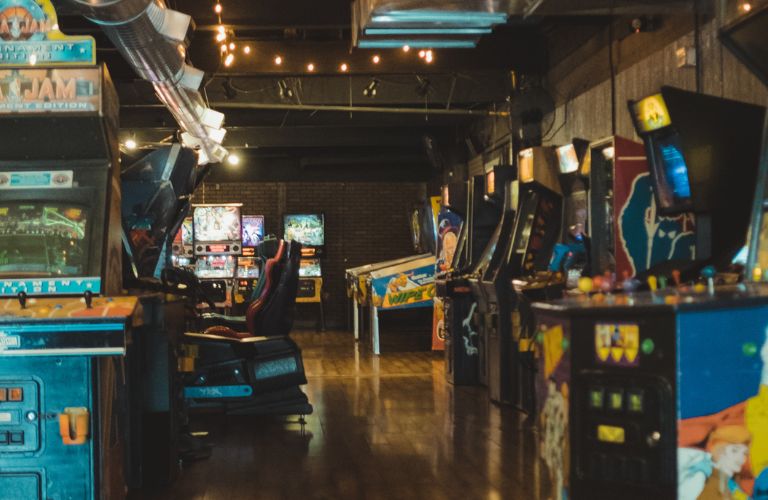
[196,181,427,328]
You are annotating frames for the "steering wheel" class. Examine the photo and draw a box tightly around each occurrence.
[161,267,217,309]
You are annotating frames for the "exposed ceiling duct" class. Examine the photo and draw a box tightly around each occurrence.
[67,0,227,165]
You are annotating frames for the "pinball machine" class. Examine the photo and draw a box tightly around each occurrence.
[192,203,243,309]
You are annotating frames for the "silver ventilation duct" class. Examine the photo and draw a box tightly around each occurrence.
[68,0,227,165]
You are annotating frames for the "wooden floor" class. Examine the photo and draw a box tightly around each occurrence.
[132,330,548,500]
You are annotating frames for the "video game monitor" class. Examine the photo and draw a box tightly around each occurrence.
[193,204,243,256]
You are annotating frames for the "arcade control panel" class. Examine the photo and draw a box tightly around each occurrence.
[0,382,38,453]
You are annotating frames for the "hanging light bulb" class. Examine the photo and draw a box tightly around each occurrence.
[274,55,282,65]
[124,138,137,150]
[307,63,315,72]
[372,55,380,64]
[229,42,235,50]
[740,2,752,12]
[220,44,227,53]
[227,153,240,166]
[214,3,222,14]
[418,50,426,59]
[340,62,349,72]
[402,45,410,53]
[216,31,226,42]
[224,53,234,66]
[244,45,251,55]
[217,25,225,34]
[425,50,433,63]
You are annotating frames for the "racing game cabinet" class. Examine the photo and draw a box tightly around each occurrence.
[182,240,312,416]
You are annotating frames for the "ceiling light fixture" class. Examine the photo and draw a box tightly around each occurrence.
[229,42,235,50]
[224,53,234,66]
[124,138,137,150]
[363,78,380,97]
[214,3,222,14]
[227,153,240,166]
[216,31,226,42]
[372,55,380,64]
[340,62,349,72]
[418,49,426,58]
[278,79,294,99]
[402,45,410,52]
[307,63,315,72]
[274,55,282,65]
[425,50,434,63]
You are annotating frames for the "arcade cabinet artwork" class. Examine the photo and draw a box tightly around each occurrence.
[284,213,325,330]
[585,135,696,280]
[0,2,141,498]
[531,85,766,500]
[234,215,264,308]
[193,204,242,308]
[434,187,464,350]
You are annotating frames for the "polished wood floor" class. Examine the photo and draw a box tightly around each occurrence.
[134,331,547,500]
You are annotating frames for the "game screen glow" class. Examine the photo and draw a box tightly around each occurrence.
[299,258,322,277]
[556,144,579,174]
[237,257,260,278]
[652,134,692,211]
[0,203,88,277]
[284,214,324,246]
[181,217,193,245]
[242,215,265,248]
[195,255,236,279]
[519,149,534,183]
[193,206,241,243]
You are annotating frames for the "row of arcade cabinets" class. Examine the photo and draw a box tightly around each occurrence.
[345,200,437,353]
[437,146,564,407]
[530,7,768,499]
[0,7,146,496]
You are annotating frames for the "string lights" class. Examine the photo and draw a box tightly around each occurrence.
[211,2,434,72]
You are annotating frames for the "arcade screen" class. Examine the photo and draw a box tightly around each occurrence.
[237,257,260,278]
[556,144,579,174]
[193,206,241,243]
[0,203,89,277]
[485,170,496,195]
[284,214,324,246]
[299,258,322,277]
[181,217,193,246]
[242,215,265,248]
[519,149,534,183]
[195,255,236,279]
[649,132,693,213]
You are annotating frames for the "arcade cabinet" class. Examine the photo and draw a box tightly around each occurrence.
[433,183,467,350]
[284,214,326,330]
[233,215,265,311]
[629,87,764,279]
[171,217,194,267]
[0,8,141,498]
[438,173,502,386]
[467,165,517,404]
[192,204,243,308]
[365,202,438,354]
[531,88,767,499]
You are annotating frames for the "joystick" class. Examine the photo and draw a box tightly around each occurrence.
[84,290,93,309]
[17,291,27,309]
[578,277,594,294]
[647,276,658,292]
[701,265,716,295]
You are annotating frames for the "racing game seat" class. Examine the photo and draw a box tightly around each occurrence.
[182,240,312,416]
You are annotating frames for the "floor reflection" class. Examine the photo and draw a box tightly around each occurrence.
[133,330,548,500]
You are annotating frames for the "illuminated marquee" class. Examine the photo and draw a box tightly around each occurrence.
[0,67,100,112]
[0,0,95,66]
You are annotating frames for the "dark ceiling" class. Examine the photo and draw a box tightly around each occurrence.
[56,0,693,182]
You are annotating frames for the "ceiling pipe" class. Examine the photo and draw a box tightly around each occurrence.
[122,101,510,117]
[66,0,227,165]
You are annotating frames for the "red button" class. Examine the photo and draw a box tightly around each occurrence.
[0,389,6,402]
[9,388,22,402]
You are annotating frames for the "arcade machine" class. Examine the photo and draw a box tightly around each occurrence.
[437,173,502,386]
[192,203,242,309]
[171,216,194,267]
[366,198,438,354]
[433,185,466,350]
[551,141,590,286]
[284,213,325,330]
[530,84,766,499]
[233,215,264,310]
[584,133,696,283]
[0,5,142,498]
[466,164,517,404]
